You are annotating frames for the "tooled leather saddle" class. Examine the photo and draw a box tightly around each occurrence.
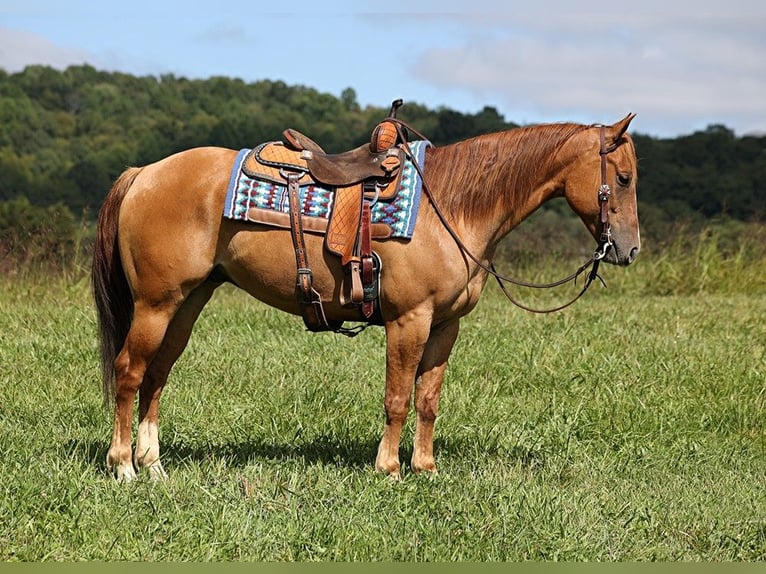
[242,100,409,333]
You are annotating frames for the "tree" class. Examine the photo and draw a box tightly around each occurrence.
[341,87,360,112]
[0,196,78,270]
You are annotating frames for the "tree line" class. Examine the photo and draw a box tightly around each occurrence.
[0,64,763,227]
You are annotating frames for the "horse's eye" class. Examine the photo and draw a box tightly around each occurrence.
[617,173,632,187]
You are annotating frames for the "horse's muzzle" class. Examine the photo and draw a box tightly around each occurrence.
[604,244,639,266]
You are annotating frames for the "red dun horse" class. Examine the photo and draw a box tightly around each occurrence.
[93,115,640,481]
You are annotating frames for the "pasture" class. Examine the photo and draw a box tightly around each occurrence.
[0,241,764,561]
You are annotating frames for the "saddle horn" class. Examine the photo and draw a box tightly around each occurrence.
[388,99,404,118]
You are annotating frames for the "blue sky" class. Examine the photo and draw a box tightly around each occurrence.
[1,0,764,137]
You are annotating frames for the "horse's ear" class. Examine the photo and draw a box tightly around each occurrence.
[607,113,636,145]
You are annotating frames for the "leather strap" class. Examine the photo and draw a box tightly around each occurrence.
[285,171,337,331]
[359,200,375,319]
[387,117,618,315]
[598,126,612,246]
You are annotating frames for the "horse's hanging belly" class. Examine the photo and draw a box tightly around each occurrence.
[219,224,362,320]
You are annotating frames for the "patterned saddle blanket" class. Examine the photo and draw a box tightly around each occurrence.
[222,140,429,240]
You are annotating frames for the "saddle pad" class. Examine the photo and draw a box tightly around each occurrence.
[223,140,429,240]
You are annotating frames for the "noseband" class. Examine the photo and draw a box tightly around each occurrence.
[392,120,618,314]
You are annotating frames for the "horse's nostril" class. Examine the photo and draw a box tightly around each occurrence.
[628,247,639,263]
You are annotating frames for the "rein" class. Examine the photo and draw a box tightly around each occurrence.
[390,119,616,314]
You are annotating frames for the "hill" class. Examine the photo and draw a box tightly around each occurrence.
[1,64,763,224]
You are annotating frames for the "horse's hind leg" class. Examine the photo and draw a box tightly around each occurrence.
[108,300,178,481]
[134,283,217,479]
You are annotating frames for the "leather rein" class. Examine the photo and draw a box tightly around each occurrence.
[391,119,617,314]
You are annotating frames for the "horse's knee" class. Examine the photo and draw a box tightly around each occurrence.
[415,385,441,422]
[384,395,410,422]
[415,398,438,422]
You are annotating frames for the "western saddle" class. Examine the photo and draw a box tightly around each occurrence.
[242,100,409,334]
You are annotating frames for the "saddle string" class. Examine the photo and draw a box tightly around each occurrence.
[388,118,613,314]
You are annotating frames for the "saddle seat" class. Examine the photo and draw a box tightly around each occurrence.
[241,117,407,268]
[242,124,403,194]
[281,123,403,187]
[243,120,402,188]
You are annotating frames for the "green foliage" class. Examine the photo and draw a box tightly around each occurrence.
[634,126,766,221]
[634,222,766,296]
[1,64,762,225]
[0,196,87,277]
[430,105,517,144]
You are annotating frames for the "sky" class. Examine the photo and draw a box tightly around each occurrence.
[1,0,764,138]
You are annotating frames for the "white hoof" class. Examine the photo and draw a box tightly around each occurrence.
[113,463,138,482]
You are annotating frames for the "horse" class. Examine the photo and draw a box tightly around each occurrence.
[92,113,640,481]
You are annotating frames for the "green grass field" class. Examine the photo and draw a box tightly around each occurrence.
[0,248,764,560]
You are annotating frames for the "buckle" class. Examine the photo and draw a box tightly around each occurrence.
[296,268,314,296]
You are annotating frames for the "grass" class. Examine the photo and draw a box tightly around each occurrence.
[0,248,764,561]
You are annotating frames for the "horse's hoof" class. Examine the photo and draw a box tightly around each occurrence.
[112,464,138,482]
[375,458,401,480]
[411,456,438,474]
[106,453,138,482]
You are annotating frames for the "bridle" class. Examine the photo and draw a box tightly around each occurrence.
[390,119,619,314]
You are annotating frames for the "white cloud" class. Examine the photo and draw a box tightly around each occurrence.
[2,1,764,137]
[0,27,93,72]
[409,8,766,135]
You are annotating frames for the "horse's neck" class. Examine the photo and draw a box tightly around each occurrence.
[425,128,579,257]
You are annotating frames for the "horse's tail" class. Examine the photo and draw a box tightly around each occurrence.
[92,167,142,406]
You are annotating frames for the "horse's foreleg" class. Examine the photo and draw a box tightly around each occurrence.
[412,319,460,474]
[135,284,217,479]
[376,314,431,477]
[107,302,176,481]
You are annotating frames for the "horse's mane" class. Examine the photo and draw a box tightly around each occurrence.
[424,122,589,222]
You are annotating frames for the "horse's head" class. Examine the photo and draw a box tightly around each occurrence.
[564,114,640,266]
